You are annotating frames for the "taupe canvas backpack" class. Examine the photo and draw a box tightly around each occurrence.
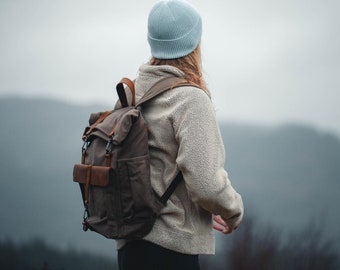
[73,77,188,239]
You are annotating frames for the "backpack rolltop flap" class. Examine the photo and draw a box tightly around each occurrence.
[91,108,141,145]
[82,111,112,140]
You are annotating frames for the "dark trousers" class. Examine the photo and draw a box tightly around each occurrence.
[118,240,200,270]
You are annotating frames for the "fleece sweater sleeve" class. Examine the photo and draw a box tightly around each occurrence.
[172,86,244,229]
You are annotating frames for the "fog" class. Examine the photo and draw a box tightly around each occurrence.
[0,0,339,134]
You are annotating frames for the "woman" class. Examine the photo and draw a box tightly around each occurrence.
[117,1,244,269]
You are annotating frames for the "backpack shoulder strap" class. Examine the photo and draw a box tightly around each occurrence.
[131,77,195,202]
[158,172,183,205]
[135,77,190,107]
[135,76,194,204]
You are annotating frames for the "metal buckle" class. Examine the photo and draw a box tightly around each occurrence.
[105,138,114,154]
[82,141,89,153]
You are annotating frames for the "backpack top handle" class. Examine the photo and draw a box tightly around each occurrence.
[116,78,135,107]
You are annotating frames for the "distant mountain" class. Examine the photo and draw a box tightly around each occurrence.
[0,97,115,256]
[0,97,339,257]
[220,123,340,239]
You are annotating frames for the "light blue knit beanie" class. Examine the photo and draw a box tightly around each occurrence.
[147,0,202,59]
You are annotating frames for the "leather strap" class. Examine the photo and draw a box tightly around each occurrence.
[84,165,92,205]
[136,77,189,107]
[105,153,111,167]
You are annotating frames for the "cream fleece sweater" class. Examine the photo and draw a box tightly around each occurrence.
[116,64,244,255]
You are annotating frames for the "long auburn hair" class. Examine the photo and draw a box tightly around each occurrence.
[149,44,207,92]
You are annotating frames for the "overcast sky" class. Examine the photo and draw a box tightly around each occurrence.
[0,0,339,135]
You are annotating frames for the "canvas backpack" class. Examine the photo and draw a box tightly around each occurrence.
[73,76,189,239]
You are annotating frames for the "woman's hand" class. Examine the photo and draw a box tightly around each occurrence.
[213,215,236,234]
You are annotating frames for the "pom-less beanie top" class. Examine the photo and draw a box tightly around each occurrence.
[147,0,202,59]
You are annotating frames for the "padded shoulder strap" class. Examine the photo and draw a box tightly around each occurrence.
[135,77,190,107]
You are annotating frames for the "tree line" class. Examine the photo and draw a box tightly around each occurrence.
[1,214,338,270]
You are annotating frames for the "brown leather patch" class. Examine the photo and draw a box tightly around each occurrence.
[73,164,111,187]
